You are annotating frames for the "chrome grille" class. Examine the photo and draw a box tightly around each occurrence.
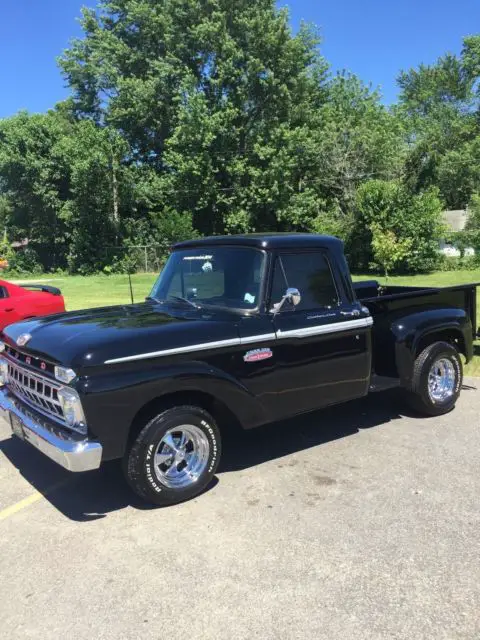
[6,358,66,425]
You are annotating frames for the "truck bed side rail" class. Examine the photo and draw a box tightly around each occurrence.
[354,280,480,341]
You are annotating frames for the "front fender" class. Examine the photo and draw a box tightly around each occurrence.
[77,361,269,460]
[391,308,471,386]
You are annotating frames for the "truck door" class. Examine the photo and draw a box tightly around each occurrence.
[266,250,372,419]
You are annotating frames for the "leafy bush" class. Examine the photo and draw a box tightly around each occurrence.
[9,247,43,275]
[103,253,137,275]
[436,254,480,271]
[0,235,43,276]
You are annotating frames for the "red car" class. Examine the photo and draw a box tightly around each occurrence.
[0,280,65,330]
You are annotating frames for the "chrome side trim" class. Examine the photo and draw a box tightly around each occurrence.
[276,316,373,339]
[105,337,242,364]
[104,317,373,364]
[239,333,277,345]
[0,389,102,472]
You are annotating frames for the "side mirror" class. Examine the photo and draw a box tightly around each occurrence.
[271,287,301,315]
[286,287,301,307]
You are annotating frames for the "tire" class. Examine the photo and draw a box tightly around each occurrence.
[123,405,221,506]
[406,341,463,416]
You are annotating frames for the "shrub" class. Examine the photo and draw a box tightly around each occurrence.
[9,247,43,275]
[436,254,480,271]
[353,180,445,273]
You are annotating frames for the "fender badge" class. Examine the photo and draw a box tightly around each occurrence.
[243,348,273,363]
[16,333,32,347]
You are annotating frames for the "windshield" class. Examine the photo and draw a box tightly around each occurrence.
[150,246,266,310]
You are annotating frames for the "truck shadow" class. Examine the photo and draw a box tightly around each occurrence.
[220,389,408,473]
[220,382,477,473]
[0,387,473,522]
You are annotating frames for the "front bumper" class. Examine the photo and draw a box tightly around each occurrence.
[0,388,102,472]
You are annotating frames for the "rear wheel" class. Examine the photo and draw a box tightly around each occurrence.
[406,341,462,416]
[124,405,221,506]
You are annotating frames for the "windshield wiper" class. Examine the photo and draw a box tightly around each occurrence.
[167,295,201,309]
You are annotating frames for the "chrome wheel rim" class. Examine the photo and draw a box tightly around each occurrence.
[153,425,210,489]
[428,358,456,403]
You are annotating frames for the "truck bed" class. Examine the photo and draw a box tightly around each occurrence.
[353,279,479,379]
[354,280,478,339]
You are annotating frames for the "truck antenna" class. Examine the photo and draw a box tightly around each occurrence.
[128,270,134,304]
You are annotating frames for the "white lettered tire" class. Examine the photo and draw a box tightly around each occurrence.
[124,406,221,506]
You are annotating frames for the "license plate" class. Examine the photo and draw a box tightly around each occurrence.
[10,413,25,441]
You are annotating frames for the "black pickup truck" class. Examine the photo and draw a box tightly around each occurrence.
[0,234,477,505]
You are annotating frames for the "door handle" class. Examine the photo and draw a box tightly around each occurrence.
[340,309,360,317]
[5,308,13,312]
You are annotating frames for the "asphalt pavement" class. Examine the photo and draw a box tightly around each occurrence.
[1,383,479,639]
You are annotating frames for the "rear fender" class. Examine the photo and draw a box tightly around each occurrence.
[391,308,472,386]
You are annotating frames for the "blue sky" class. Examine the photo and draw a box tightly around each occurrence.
[1,0,479,118]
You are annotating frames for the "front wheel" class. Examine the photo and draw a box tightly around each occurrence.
[124,406,221,506]
[406,341,463,416]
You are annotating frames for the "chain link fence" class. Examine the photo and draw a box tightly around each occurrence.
[104,244,168,273]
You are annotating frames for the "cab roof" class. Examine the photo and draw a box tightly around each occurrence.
[173,233,343,251]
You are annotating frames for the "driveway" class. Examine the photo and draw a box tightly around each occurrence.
[1,383,479,639]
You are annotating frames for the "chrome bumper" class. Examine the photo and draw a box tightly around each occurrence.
[0,388,102,472]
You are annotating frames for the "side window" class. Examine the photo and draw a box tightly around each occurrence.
[270,252,339,311]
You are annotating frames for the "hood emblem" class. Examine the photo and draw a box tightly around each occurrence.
[16,333,32,347]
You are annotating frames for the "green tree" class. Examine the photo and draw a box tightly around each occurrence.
[55,121,131,273]
[59,0,331,235]
[370,224,412,280]
[0,111,73,268]
[59,1,408,239]
[3,4,475,277]
[0,111,143,273]
[307,73,405,238]
[397,36,480,209]
[354,180,444,273]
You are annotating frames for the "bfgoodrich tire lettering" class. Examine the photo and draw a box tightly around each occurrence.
[124,406,221,506]
[406,341,463,416]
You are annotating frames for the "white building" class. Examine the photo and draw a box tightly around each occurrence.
[439,209,474,257]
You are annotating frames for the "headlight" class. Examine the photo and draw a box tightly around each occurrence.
[0,357,9,386]
[0,341,5,353]
[57,387,87,435]
[55,366,77,384]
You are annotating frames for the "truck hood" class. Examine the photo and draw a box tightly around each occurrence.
[2,302,240,370]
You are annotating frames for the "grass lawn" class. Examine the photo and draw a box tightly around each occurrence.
[17,273,158,310]
[15,269,480,375]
